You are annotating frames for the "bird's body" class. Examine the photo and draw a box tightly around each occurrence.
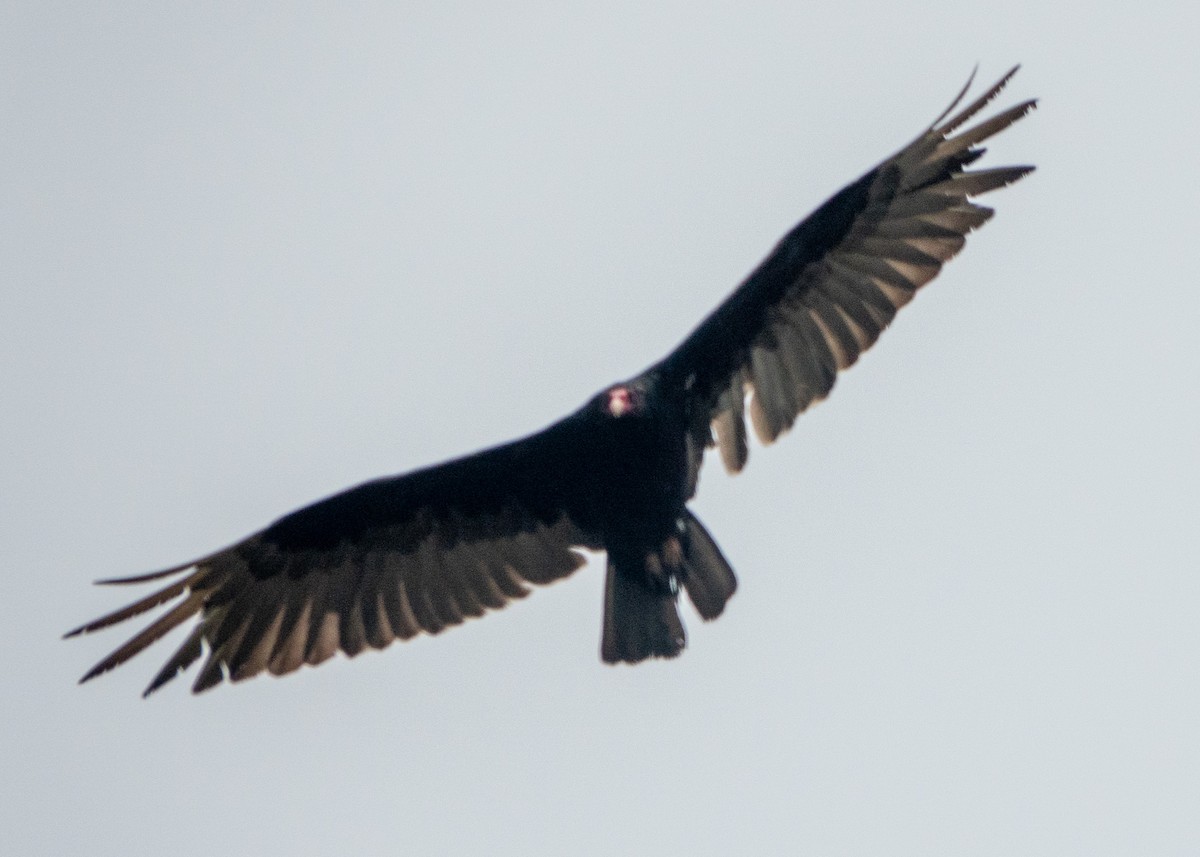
[69,68,1036,695]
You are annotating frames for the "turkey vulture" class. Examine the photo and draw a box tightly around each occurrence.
[68,67,1035,695]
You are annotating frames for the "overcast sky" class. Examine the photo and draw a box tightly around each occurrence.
[3,3,1198,855]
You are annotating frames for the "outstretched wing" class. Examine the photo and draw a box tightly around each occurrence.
[656,67,1035,485]
[67,415,601,695]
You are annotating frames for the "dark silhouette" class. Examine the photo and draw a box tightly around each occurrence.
[68,68,1035,695]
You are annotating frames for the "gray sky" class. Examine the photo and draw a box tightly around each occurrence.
[3,3,1197,855]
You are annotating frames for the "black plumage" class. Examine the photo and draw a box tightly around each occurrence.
[68,68,1035,695]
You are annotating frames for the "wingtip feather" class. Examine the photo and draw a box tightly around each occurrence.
[95,562,197,586]
[930,64,979,128]
[937,64,1023,135]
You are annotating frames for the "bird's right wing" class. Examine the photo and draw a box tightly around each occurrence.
[66,414,602,696]
[655,67,1035,488]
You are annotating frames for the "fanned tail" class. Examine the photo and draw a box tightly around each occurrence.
[601,557,686,664]
[600,511,737,663]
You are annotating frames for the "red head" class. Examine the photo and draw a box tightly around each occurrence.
[605,385,639,417]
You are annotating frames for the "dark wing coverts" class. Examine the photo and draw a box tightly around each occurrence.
[658,67,1034,485]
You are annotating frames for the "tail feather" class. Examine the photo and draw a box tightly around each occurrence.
[601,559,685,664]
[600,511,737,664]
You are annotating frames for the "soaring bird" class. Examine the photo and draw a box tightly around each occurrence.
[68,68,1035,695]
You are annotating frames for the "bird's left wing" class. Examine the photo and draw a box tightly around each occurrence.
[67,416,601,695]
[654,68,1035,488]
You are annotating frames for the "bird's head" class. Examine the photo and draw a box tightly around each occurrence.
[600,382,646,418]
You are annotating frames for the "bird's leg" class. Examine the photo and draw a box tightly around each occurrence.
[661,534,683,570]
[642,534,685,596]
